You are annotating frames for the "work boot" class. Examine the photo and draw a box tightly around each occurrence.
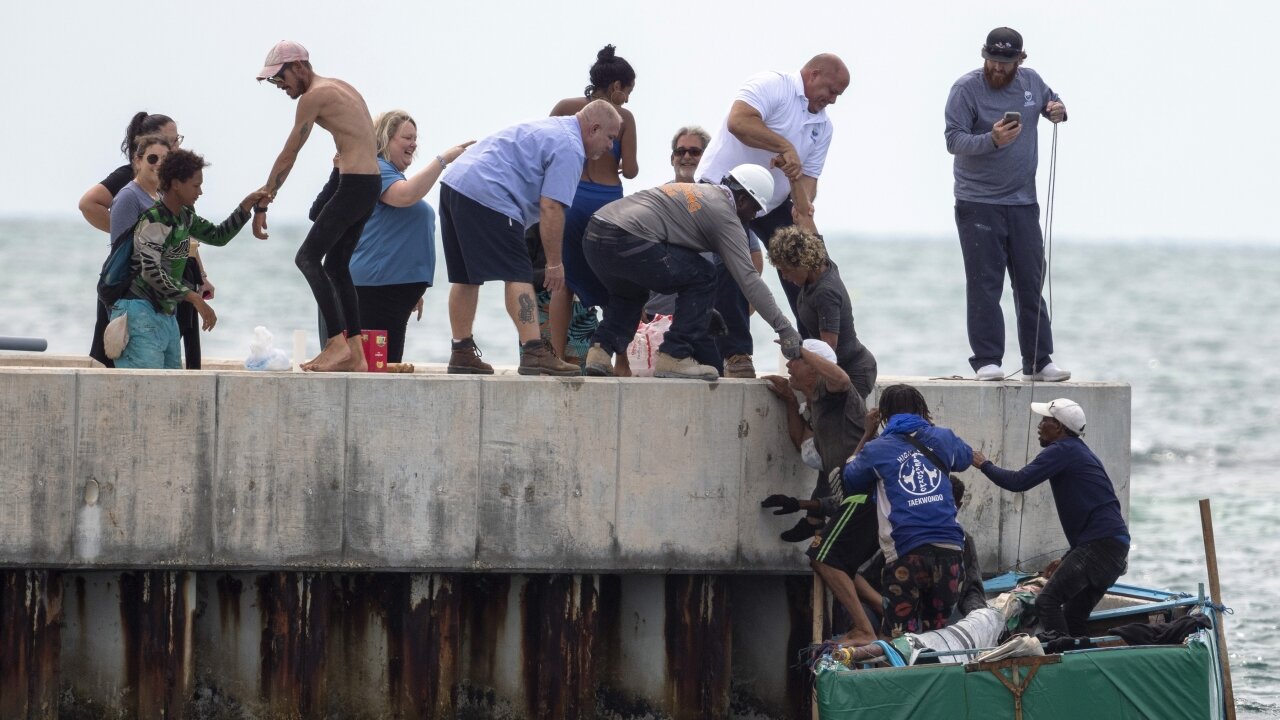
[724,354,756,379]
[518,339,581,376]
[584,343,614,377]
[654,352,719,381]
[448,337,494,374]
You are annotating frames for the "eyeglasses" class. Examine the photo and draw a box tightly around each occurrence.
[673,146,704,158]
[145,153,162,165]
[174,134,184,145]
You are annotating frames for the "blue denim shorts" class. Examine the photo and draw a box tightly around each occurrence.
[110,298,181,369]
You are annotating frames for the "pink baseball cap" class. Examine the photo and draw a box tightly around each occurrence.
[257,40,309,80]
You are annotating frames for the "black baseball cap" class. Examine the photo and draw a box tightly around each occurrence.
[982,27,1024,62]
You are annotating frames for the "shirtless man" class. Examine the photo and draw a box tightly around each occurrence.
[253,40,380,372]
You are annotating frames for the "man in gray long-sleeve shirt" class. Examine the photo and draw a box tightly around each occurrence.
[945,27,1070,383]
[582,164,802,380]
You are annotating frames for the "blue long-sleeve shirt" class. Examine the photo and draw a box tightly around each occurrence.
[842,414,971,562]
[979,437,1129,548]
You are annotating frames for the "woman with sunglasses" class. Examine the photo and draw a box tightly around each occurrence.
[109,136,171,244]
[545,44,638,367]
[82,112,181,366]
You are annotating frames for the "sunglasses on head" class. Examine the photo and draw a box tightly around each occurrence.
[673,146,704,158]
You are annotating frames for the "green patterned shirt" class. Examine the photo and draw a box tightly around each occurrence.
[128,202,249,314]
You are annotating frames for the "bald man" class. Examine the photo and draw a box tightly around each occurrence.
[695,54,850,377]
[439,100,622,376]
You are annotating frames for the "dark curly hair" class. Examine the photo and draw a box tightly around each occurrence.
[121,111,174,157]
[767,226,828,271]
[157,149,209,192]
[878,384,932,424]
[584,44,635,97]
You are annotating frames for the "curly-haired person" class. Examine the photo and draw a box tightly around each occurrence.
[108,149,266,369]
[767,226,877,401]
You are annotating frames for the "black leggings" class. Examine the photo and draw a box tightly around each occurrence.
[175,258,203,369]
[356,282,429,363]
[90,298,114,367]
[296,173,380,339]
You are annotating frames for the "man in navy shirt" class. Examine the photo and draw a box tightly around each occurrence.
[973,398,1130,637]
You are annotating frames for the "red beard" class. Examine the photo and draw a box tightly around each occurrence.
[984,64,1017,90]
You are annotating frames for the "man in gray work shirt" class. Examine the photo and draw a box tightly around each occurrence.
[582,164,802,380]
[946,27,1070,383]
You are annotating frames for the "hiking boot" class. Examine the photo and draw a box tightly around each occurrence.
[448,337,494,374]
[584,343,614,377]
[724,354,756,379]
[1024,362,1071,383]
[654,352,719,381]
[518,339,581,376]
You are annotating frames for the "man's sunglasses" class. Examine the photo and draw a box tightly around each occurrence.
[673,146,704,158]
[266,65,288,87]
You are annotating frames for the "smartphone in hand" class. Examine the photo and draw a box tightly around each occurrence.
[1003,111,1022,126]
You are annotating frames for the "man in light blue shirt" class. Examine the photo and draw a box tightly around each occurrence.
[945,27,1070,384]
[439,100,622,376]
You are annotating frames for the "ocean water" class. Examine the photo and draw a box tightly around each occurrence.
[2,219,1278,717]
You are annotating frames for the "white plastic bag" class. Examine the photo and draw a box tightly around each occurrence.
[103,314,128,360]
[626,314,672,377]
[244,326,292,371]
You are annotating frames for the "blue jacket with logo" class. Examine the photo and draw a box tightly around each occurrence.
[842,414,972,562]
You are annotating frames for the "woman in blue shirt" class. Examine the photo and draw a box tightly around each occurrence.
[344,110,471,363]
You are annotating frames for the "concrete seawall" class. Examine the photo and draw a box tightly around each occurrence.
[0,357,1131,719]
[0,358,1130,574]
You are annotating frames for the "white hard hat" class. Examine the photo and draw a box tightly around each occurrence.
[725,164,774,212]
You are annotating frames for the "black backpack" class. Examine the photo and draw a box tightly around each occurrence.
[96,228,136,308]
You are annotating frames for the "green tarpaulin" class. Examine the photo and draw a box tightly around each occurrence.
[817,638,1220,720]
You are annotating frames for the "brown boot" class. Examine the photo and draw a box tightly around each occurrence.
[584,343,614,377]
[518,339,580,376]
[654,351,719,381]
[448,337,494,374]
[724,354,756,379]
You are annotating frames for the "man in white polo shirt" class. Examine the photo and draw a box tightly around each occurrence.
[696,54,849,377]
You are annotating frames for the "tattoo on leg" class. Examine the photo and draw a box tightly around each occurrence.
[518,294,535,324]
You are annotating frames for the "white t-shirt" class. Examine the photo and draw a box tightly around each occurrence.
[695,71,834,213]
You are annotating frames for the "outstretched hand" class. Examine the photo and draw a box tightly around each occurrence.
[441,140,476,165]
[761,494,801,515]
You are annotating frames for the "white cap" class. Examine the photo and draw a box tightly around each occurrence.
[801,339,837,364]
[1031,398,1086,435]
[725,164,775,212]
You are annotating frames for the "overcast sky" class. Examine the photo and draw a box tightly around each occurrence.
[4,0,1276,243]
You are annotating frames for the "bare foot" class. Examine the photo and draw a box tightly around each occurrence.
[840,629,879,648]
[343,336,367,372]
[615,354,632,378]
[304,336,353,372]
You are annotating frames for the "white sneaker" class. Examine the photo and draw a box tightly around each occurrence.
[975,364,1004,381]
[1025,362,1071,382]
[654,352,719,381]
